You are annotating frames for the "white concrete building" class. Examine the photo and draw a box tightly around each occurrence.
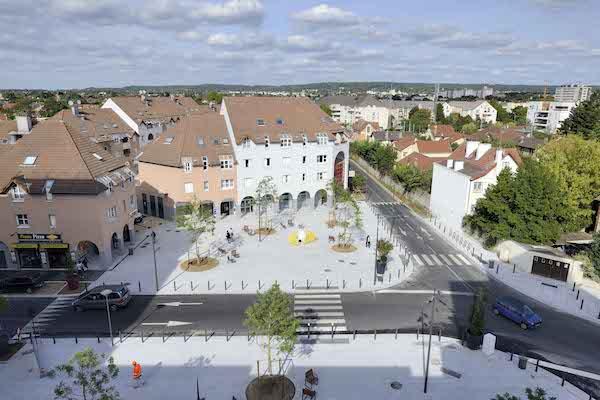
[554,84,592,104]
[527,101,576,133]
[445,101,497,124]
[430,141,522,230]
[220,96,349,212]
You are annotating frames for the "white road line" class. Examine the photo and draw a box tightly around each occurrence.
[294,294,341,300]
[298,318,346,325]
[298,325,347,332]
[421,255,435,266]
[429,255,442,264]
[412,255,424,265]
[376,289,474,296]
[294,312,345,317]
[457,254,471,265]
[439,255,452,265]
[448,255,462,265]
[294,305,344,311]
[294,299,342,305]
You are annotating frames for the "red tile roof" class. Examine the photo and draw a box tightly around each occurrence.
[399,152,445,172]
[352,119,379,132]
[442,140,523,180]
[416,139,452,154]
[392,136,416,151]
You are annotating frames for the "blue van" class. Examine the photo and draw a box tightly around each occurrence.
[493,296,542,330]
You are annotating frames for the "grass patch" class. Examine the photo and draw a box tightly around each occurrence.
[180,257,219,272]
[331,244,357,253]
[256,227,276,236]
[0,342,25,361]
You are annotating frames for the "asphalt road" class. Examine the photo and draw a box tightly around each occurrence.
[0,297,55,334]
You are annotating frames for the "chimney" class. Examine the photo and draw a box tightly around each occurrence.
[454,160,464,171]
[465,140,479,158]
[140,94,146,103]
[69,100,80,117]
[209,101,216,111]
[475,143,492,160]
[446,159,454,168]
[495,149,503,163]
[16,114,32,134]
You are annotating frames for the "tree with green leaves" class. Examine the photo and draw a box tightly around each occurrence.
[468,289,487,336]
[510,106,528,125]
[447,112,475,132]
[489,100,511,123]
[320,103,333,116]
[255,176,278,240]
[493,387,556,400]
[334,186,363,247]
[559,91,600,140]
[393,164,423,194]
[461,122,478,134]
[588,233,600,280]
[408,107,431,132]
[244,283,299,376]
[206,91,223,104]
[435,103,446,124]
[350,174,366,194]
[176,197,216,264]
[53,348,119,400]
[536,135,600,232]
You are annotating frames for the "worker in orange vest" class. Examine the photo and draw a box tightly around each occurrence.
[132,360,144,388]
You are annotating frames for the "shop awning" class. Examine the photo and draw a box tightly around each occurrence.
[39,243,69,249]
[11,243,38,249]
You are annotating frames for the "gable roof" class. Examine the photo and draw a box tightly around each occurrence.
[0,119,127,193]
[352,119,379,132]
[108,96,208,125]
[392,136,417,151]
[0,120,17,143]
[416,139,452,154]
[139,112,233,168]
[51,108,135,142]
[223,96,344,145]
[448,100,487,111]
[444,140,523,180]
[399,152,445,172]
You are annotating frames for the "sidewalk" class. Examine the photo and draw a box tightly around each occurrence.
[1,334,585,400]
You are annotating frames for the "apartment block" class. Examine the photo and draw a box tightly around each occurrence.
[554,84,592,104]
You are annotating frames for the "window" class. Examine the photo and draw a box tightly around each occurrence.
[202,156,208,170]
[302,173,306,182]
[213,138,220,145]
[129,195,135,208]
[317,133,328,145]
[23,155,37,165]
[244,159,250,168]
[242,138,251,148]
[203,181,209,192]
[317,155,327,163]
[197,137,204,146]
[223,138,229,144]
[282,175,290,184]
[49,214,56,229]
[264,136,270,148]
[220,155,233,169]
[276,118,284,125]
[183,159,193,173]
[265,158,271,167]
[302,156,306,164]
[257,119,265,126]
[280,135,292,147]
[317,172,326,181]
[221,179,234,190]
[16,214,29,227]
[164,137,174,144]
[502,161,510,169]
[106,206,117,219]
[473,182,483,193]
[282,157,291,167]
[11,185,25,201]
[244,178,254,188]
[184,183,194,193]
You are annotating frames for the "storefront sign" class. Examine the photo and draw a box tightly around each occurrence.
[11,243,39,249]
[39,243,69,249]
[17,233,62,242]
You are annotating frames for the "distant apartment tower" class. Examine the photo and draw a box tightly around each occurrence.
[554,84,592,103]
[527,101,576,134]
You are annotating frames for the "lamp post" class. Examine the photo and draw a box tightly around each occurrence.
[100,289,114,346]
[373,215,380,285]
[151,231,159,292]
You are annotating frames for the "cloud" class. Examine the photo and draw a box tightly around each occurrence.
[283,35,337,52]
[407,24,512,49]
[205,32,274,48]
[292,4,358,26]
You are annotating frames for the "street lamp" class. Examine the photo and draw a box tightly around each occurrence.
[100,289,114,346]
[151,231,159,292]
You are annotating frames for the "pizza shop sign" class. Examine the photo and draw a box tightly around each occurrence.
[17,233,62,242]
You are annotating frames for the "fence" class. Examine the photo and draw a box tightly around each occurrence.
[351,156,431,210]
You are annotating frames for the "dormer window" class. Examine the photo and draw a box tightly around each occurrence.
[264,136,270,148]
[242,137,251,148]
[164,137,174,144]
[280,134,292,148]
[92,153,103,160]
[23,155,37,165]
[223,138,229,144]
[257,119,265,126]
[11,185,25,201]
[317,133,328,145]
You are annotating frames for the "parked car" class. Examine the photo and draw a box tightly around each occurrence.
[493,296,542,330]
[72,284,132,312]
[0,272,45,294]
[133,212,144,224]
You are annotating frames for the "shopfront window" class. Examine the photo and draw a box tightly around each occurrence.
[18,248,42,268]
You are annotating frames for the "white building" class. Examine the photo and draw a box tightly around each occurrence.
[430,141,522,230]
[554,84,592,104]
[526,101,576,133]
[220,96,349,212]
[445,101,498,124]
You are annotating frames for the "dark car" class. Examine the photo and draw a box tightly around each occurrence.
[72,284,132,312]
[0,272,45,294]
[133,212,144,224]
[493,296,542,330]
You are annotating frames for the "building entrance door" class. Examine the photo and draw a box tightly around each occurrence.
[157,197,164,219]
[150,195,157,216]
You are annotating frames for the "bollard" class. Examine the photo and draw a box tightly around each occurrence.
[576,290,580,300]
[119,331,122,343]
[292,280,295,289]
[572,282,576,291]
[395,328,398,339]
[353,330,356,340]
[496,264,499,274]
[139,281,142,292]
[580,299,584,310]
[513,264,516,274]
[388,274,391,283]
[306,279,309,289]
[173,280,176,291]
[343,280,346,289]
[561,378,565,387]
[535,359,540,372]
[258,280,262,290]
[510,352,513,361]
[374,329,377,340]
[398,269,401,278]
[53,337,56,344]
[75,337,78,344]
[204,329,208,342]
[359,278,362,288]
[326,279,329,289]
[417,328,419,340]
[307,323,311,340]
[225,281,227,291]
[331,323,334,339]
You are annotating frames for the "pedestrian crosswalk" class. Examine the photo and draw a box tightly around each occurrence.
[412,253,471,267]
[20,297,73,334]
[294,291,347,334]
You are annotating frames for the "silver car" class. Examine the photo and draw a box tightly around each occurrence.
[72,284,131,312]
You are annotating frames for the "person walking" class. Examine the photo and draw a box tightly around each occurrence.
[132,360,144,388]
[365,235,371,248]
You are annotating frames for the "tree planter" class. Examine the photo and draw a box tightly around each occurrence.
[376,259,387,275]
[465,330,483,350]
[66,274,80,290]
[245,375,295,400]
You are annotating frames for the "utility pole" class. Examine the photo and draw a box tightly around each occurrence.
[433,83,440,124]
[152,231,159,292]
[373,215,379,285]
[423,292,436,393]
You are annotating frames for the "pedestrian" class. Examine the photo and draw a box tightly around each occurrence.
[76,260,85,276]
[365,235,371,248]
[226,230,231,242]
[132,360,144,388]
[82,257,88,271]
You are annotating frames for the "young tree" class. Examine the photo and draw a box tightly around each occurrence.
[319,103,333,116]
[489,100,511,123]
[244,283,299,376]
[510,106,528,125]
[492,387,556,400]
[335,187,363,247]
[176,197,216,264]
[255,176,278,240]
[408,107,432,132]
[435,103,446,124]
[559,92,600,140]
[53,348,119,400]
[393,164,423,194]
[350,174,366,194]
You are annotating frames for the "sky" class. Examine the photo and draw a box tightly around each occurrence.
[0,0,599,89]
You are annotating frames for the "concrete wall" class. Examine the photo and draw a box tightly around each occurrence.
[430,162,471,229]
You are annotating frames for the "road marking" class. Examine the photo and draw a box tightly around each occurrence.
[294,291,347,334]
[376,289,474,296]
[421,254,435,266]
[294,299,342,305]
[457,254,471,265]
[439,255,452,265]
[448,255,462,265]
[294,305,343,311]
[294,294,341,300]
[412,255,424,265]
[429,255,442,264]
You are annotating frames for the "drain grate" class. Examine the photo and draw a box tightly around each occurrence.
[390,381,403,390]
[324,268,332,272]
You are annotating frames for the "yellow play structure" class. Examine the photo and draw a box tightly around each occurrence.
[288,228,317,246]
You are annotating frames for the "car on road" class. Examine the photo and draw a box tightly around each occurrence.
[133,211,144,224]
[72,284,132,312]
[493,296,542,330]
[0,272,45,294]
